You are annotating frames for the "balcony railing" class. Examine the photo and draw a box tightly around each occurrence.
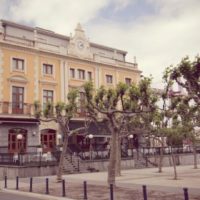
[0,101,34,115]
[0,101,88,118]
[0,151,60,166]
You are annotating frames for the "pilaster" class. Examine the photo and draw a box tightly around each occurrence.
[60,60,65,102]
[0,48,4,101]
[64,61,69,102]
[34,55,39,101]
[95,66,99,89]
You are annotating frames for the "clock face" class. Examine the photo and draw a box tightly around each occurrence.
[77,41,84,49]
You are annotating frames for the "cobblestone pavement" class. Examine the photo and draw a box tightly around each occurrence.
[1,165,200,200]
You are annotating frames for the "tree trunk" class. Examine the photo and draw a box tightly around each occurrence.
[171,150,177,180]
[107,131,117,185]
[57,133,69,182]
[116,133,121,177]
[193,144,198,169]
[158,142,164,173]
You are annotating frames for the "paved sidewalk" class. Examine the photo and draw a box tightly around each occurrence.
[0,165,200,199]
[0,189,74,200]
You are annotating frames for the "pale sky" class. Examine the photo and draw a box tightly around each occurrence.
[0,0,200,88]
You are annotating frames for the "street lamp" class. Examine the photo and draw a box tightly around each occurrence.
[17,134,23,152]
[17,133,23,140]
[16,134,23,164]
[128,134,134,158]
[57,134,62,152]
[88,134,93,168]
[57,134,62,145]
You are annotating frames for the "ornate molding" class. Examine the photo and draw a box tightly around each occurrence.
[7,75,28,84]
[68,23,93,60]
[39,80,58,86]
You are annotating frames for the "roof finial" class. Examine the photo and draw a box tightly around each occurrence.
[76,23,83,31]
[134,56,137,64]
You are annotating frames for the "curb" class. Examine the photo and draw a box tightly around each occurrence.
[2,188,75,200]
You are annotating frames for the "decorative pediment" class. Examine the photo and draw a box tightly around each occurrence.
[8,75,28,84]
[39,80,57,86]
[68,23,93,59]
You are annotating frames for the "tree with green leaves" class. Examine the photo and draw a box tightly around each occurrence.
[83,78,157,185]
[168,56,200,106]
[165,56,200,170]
[34,89,89,181]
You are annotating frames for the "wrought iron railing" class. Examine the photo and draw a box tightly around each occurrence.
[0,151,61,166]
[0,101,33,115]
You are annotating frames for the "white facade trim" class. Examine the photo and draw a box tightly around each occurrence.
[41,61,56,79]
[60,60,65,102]
[0,48,4,101]
[34,56,39,100]
[10,56,27,74]
[65,61,69,102]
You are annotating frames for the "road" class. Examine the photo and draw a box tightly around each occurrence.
[0,192,42,200]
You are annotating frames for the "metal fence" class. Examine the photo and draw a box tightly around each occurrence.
[0,151,60,166]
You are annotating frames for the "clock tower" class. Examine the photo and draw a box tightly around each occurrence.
[68,23,93,59]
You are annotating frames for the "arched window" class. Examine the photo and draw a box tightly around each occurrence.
[8,128,27,153]
[41,129,56,152]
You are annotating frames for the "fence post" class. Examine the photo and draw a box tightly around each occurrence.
[183,188,189,200]
[83,181,87,200]
[4,176,7,188]
[78,159,80,172]
[110,184,114,200]
[29,177,33,192]
[143,185,147,200]
[62,179,66,197]
[16,176,19,190]
[45,178,49,194]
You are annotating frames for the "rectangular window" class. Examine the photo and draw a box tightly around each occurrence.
[78,69,85,80]
[70,68,75,78]
[43,64,53,75]
[88,71,92,81]
[12,58,24,71]
[43,90,53,108]
[12,86,24,114]
[125,78,132,86]
[106,75,113,84]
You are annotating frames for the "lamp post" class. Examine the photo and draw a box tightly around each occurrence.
[88,134,93,168]
[57,134,62,149]
[16,133,23,165]
[128,134,133,158]
[17,133,23,152]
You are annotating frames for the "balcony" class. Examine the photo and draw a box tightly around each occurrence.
[0,101,88,119]
[93,54,138,69]
[0,101,34,116]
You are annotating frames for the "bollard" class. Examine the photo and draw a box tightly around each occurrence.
[110,184,114,200]
[16,176,19,190]
[83,181,87,200]
[183,188,189,200]
[78,159,80,172]
[45,178,49,194]
[4,176,7,188]
[62,179,66,197]
[29,177,33,192]
[143,185,147,200]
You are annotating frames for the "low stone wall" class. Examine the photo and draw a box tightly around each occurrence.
[0,165,58,179]
[0,154,198,179]
[147,153,200,167]
[0,159,135,179]
[82,158,135,171]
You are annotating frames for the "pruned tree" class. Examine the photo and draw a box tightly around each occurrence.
[165,56,200,169]
[83,78,157,185]
[34,89,89,181]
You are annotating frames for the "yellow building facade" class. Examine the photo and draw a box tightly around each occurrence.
[0,20,141,153]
